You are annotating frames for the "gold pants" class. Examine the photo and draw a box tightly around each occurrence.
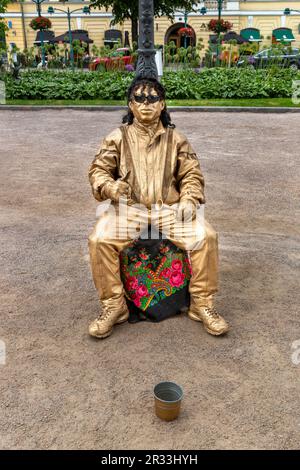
[88,203,218,304]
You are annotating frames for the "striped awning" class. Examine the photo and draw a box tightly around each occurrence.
[272,28,295,43]
[240,28,261,42]
[34,30,55,45]
[51,31,93,44]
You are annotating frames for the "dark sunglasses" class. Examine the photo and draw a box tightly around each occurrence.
[133,93,161,104]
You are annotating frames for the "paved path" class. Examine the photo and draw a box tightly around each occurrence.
[0,110,299,449]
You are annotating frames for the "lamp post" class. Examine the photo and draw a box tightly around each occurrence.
[217,0,224,64]
[48,5,90,71]
[183,10,188,49]
[283,8,299,45]
[135,0,157,79]
[32,0,46,67]
[176,7,207,48]
[200,0,225,65]
[135,0,206,78]
[284,8,300,15]
[174,9,189,48]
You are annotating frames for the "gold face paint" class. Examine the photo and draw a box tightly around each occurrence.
[129,85,165,125]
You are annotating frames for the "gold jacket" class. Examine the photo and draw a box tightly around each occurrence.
[89,118,205,208]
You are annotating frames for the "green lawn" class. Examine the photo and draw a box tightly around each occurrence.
[5,98,300,107]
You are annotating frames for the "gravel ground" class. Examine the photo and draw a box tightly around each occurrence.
[0,109,299,450]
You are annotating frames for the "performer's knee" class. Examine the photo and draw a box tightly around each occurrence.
[88,230,99,247]
[205,226,218,246]
[88,214,113,246]
[89,231,113,247]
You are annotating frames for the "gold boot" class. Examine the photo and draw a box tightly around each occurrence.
[89,296,129,339]
[188,298,229,336]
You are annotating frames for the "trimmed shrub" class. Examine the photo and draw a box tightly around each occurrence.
[4,68,300,100]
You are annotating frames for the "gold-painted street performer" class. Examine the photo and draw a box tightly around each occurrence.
[87,0,229,339]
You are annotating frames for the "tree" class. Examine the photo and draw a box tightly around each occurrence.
[0,0,9,16]
[0,0,10,45]
[90,0,199,45]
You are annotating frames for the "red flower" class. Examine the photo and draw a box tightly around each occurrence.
[30,16,52,31]
[137,284,148,297]
[169,271,185,288]
[140,252,149,260]
[135,261,142,268]
[178,27,194,37]
[132,293,141,307]
[171,259,183,272]
[125,276,138,291]
[208,19,232,34]
[161,267,171,279]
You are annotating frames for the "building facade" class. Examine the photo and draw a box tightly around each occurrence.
[1,1,300,53]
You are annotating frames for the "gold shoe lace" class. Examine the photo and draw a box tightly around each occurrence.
[97,305,110,321]
[203,306,220,319]
[98,299,126,321]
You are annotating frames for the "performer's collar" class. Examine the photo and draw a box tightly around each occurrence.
[133,118,165,140]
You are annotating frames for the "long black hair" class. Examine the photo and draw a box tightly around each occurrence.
[122,77,175,128]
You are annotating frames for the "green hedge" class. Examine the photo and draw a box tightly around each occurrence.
[4,70,133,100]
[4,68,300,100]
[163,68,300,99]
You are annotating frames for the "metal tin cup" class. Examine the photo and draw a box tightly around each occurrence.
[154,381,183,421]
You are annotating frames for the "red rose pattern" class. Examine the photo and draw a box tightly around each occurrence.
[121,242,190,311]
[137,284,148,297]
[161,267,172,278]
[132,295,141,307]
[169,271,185,288]
[171,259,182,272]
[125,276,138,291]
